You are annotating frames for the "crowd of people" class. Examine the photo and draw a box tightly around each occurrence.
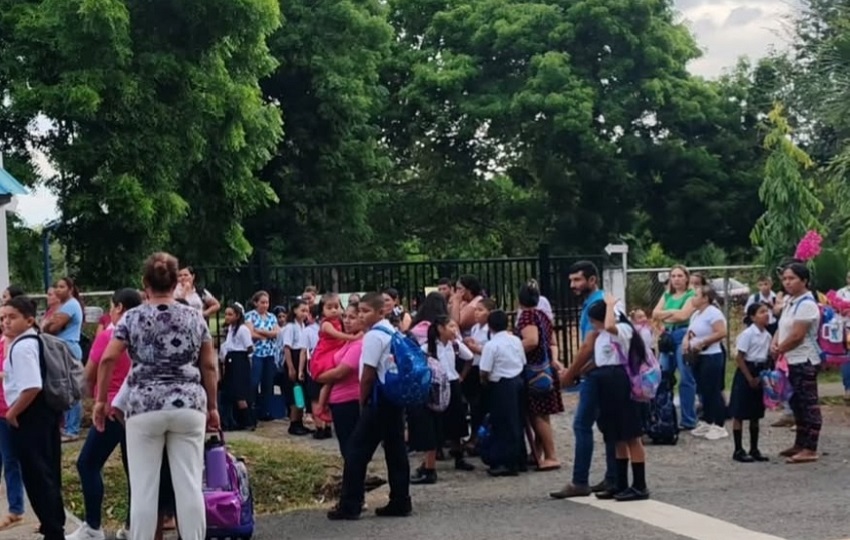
[0,252,830,538]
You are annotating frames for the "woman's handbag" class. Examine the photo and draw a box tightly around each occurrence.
[523,312,554,394]
[658,331,676,355]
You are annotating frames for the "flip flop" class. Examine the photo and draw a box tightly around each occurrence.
[0,514,22,531]
[537,463,562,472]
[786,454,818,464]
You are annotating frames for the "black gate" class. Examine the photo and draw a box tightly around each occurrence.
[196,245,604,364]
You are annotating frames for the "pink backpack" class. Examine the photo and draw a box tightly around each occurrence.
[613,339,662,402]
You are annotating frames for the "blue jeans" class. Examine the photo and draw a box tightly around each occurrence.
[842,362,850,391]
[77,418,129,529]
[572,369,616,487]
[693,352,726,426]
[660,327,698,428]
[251,355,277,419]
[64,401,82,437]
[0,419,24,515]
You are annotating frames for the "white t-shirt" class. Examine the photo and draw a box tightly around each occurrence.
[422,340,473,381]
[745,291,778,325]
[687,305,726,355]
[778,293,821,366]
[304,322,320,355]
[281,321,307,350]
[479,331,525,381]
[220,325,253,360]
[468,323,490,367]
[359,320,395,383]
[735,325,771,364]
[594,323,634,367]
[4,329,43,406]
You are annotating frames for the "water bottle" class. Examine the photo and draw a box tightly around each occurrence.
[204,435,229,490]
[293,384,306,409]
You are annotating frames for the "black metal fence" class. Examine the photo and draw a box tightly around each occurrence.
[196,245,604,364]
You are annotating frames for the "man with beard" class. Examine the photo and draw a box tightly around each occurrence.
[550,260,617,499]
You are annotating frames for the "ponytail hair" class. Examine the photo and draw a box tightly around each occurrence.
[427,315,451,359]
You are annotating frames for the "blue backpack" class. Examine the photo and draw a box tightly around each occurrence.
[373,326,432,407]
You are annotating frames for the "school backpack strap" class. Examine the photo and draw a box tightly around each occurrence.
[8,334,48,376]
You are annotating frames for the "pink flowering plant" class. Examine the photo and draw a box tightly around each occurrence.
[794,230,823,262]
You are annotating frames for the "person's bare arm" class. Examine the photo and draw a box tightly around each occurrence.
[321,321,357,342]
[520,324,539,352]
[561,331,598,384]
[776,321,809,354]
[199,341,218,412]
[97,339,127,404]
[203,294,221,319]
[694,320,728,350]
[42,312,70,335]
[664,298,696,324]
[84,360,98,398]
[316,363,354,384]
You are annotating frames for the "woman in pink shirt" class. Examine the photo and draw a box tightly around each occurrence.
[66,288,143,540]
[316,304,364,458]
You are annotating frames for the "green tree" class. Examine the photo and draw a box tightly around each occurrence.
[2,0,281,287]
[634,59,786,260]
[245,0,393,264]
[380,0,707,256]
[751,104,822,268]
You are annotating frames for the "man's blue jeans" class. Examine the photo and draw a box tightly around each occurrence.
[0,419,24,515]
[64,401,82,437]
[842,362,850,391]
[660,327,698,428]
[572,369,616,487]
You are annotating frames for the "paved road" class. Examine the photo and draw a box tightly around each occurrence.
[4,384,850,540]
[250,389,850,540]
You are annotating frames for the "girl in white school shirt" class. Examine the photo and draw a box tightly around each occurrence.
[410,316,475,484]
[280,300,311,436]
[729,303,772,463]
[586,295,649,502]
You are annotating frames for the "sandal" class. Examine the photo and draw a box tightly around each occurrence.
[537,461,562,472]
[786,452,818,464]
[0,514,22,531]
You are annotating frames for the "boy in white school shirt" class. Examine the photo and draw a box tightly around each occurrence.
[479,309,526,477]
[328,292,411,521]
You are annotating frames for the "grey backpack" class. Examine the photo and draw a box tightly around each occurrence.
[11,333,84,411]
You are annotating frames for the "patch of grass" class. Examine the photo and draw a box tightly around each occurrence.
[62,436,339,528]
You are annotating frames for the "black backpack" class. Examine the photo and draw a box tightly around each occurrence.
[643,371,679,445]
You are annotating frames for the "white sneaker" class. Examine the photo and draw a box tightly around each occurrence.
[705,425,729,441]
[116,527,128,540]
[65,523,105,540]
[691,421,711,437]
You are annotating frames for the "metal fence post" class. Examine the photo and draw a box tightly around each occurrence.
[723,268,732,354]
[538,243,551,296]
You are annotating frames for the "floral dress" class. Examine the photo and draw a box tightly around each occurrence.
[517,308,564,416]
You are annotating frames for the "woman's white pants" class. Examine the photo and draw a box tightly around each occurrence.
[126,409,207,540]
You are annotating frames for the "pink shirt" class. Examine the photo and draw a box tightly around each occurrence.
[89,327,131,407]
[329,339,363,405]
[0,339,8,417]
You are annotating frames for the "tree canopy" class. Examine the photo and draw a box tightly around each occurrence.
[0,0,848,287]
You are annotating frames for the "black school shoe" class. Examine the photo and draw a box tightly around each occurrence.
[487,466,518,477]
[614,487,650,502]
[750,449,769,462]
[411,468,437,485]
[375,498,412,517]
[591,480,612,493]
[733,449,754,463]
[327,505,361,521]
[594,488,622,500]
[288,422,311,436]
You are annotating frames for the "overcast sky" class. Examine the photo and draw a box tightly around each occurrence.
[11,0,795,227]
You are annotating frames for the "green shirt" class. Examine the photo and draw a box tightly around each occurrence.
[663,289,695,330]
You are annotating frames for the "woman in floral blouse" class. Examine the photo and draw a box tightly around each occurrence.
[245,290,280,422]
